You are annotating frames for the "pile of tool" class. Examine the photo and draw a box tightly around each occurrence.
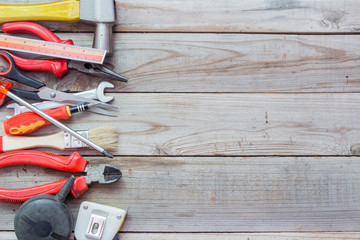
[0,0,127,239]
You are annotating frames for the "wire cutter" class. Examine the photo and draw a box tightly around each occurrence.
[1,21,128,82]
[0,50,117,112]
[0,150,122,204]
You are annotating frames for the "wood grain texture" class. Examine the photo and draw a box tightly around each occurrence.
[5,33,360,93]
[0,0,359,236]
[1,0,360,33]
[1,156,360,231]
[1,93,358,156]
[2,232,360,240]
[113,0,360,33]
[118,233,360,240]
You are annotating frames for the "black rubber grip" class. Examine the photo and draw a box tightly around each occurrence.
[0,50,46,89]
[10,88,42,101]
[0,88,41,107]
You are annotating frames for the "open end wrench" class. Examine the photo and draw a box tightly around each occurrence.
[6,82,115,118]
[74,81,114,103]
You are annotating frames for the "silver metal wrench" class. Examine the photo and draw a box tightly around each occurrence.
[6,82,116,118]
[74,81,114,103]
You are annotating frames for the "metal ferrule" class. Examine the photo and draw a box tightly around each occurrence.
[71,103,88,113]
[77,104,86,112]
[63,130,89,149]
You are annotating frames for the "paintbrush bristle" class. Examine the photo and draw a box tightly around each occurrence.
[88,126,118,151]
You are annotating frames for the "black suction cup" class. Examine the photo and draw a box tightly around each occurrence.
[14,176,75,240]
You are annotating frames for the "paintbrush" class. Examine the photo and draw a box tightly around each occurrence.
[0,126,118,152]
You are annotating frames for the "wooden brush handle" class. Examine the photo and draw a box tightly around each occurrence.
[0,132,65,152]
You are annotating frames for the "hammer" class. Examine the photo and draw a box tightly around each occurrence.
[0,0,116,55]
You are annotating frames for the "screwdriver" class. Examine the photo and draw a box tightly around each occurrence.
[0,81,113,158]
[3,103,96,135]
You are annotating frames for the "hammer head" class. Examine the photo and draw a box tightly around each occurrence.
[80,0,115,23]
[80,0,116,55]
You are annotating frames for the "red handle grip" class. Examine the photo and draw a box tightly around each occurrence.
[2,22,73,45]
[3,105,71,135]
[0,150,88,172]
[0,176,88,204]
[2,22,73,78]
[2,50,69,78]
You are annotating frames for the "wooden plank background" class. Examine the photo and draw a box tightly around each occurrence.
[0,93,358,156]
[26,0,360,33]
[2,156,360,232]
[2,232,360,240]
[1,0,360,239]
[28,33,360,93]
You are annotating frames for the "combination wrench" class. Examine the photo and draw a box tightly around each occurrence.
[6,82,116,118]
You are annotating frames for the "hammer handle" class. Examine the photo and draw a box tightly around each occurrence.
[0,0,80,23]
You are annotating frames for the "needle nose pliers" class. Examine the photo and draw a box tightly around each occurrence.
[0,150,122,204]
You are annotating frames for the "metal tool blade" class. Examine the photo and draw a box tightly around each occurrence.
[68,61,128,82]
[37,87,118,110]
[84,164,121,184]
[88,106,117,117]
[103,165,122,183]
[6,83,117,118]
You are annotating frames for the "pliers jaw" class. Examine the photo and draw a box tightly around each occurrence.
[68,61,128,82]
[84,164,122,184]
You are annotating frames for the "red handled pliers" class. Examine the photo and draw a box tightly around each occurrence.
[1,21,127,82]
[0,150,122,204]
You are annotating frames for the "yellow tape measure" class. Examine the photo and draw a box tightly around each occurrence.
[0,35,106,64]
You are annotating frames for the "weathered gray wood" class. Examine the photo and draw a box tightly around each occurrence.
[113,0,360,33]
[0,93,358,156]
[0,0,359,236]
[1,156,360,231]
[5,33,360,93]
[1,0,360,33]
[119,232,360,240]
[2,232,360,240]
[0,232,17,239]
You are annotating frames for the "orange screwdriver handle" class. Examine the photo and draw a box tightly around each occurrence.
[0,81,12,106]
[3,105,71,135]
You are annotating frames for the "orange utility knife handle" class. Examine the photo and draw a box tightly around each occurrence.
[0,150,88,172]
[0,176,88,204]
[3,105,71,135]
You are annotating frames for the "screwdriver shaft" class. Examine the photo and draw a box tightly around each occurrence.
[5,90,113,158]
